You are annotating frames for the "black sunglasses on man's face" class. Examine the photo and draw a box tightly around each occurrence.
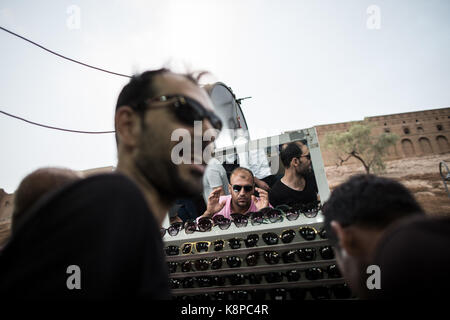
[140,95,223,131]
[232,184,254,193]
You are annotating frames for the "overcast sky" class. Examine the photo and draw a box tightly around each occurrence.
[1,0,449,193]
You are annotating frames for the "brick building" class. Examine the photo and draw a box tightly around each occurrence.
[315,107,450,166]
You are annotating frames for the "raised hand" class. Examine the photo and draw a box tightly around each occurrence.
[204,187,226,217]
[252,187,270,211]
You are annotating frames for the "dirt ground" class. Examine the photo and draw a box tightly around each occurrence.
[325,153,450,217]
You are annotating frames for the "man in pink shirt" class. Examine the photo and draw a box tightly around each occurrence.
[199,167,270,220]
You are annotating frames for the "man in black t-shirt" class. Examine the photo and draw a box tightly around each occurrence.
[0,69,221,299]
[269,142,318,207]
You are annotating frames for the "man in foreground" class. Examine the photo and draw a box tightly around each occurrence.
[0,68,221,299]
[322,174,426,299]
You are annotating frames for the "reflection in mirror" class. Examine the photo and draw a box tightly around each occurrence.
[268,139,320,215]
[164,133,326,238]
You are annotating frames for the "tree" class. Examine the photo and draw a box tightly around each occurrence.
[324,123,398,174]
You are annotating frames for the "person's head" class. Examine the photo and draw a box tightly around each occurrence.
[12,167,82,234]
[228,167,255,210]
[280,142,310,176]
[114,68,222,201]
[322,174,424,298]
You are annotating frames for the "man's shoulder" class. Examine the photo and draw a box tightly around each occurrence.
[270,179,290,193]
[21,173,147,228]
[377,215,450,252]
[371,215,450,298]
[60,173,142,200]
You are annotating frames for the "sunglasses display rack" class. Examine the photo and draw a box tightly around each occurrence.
[163,214,353,300]
[162,129,350,300]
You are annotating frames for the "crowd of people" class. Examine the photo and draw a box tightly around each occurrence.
[0,68,448,300]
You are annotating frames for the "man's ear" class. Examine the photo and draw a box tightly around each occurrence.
[115,106,141,148]
[228,183,232,195]
[331,221,359,256]
[290,157,299,168]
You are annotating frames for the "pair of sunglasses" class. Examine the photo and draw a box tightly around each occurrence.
[184,217,214,234]
[165,235,258,256]
[212,215,232,230]
[251,249,318,265]
[212,214,249,229]
[231,184,254,193]
[142,95,223,131]
[305,265,342,280]
[227,234,259,249]
[263,270,302,283]
[160,222,184,237]
[291,201,322,218]
[299,226,319,241]
[174,257,224,273]
[240,250,295,266]
[261,230,299,245]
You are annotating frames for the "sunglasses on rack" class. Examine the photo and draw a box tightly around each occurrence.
[292,200,322,218]
[304,265,341,280]
[160,222,184,237]
[181,241,211,254]
[299,226,318,241]
[262,232,279,245]
[232,184,254,193]
[261,230,296,245]
[264,251,280,265]
[319,227,328,239]
[140,95,223,131]
[282,250,297,263]
[263,270,302,283]
[252,207,299,225]
[248,207,280,225]
[227,234,259,249]
[165,234,261,257]
[165,245,180,256]
[169,257,224,273]
[297,247,317,261]
[212,215,232,230]
[230,213,249,228]
[319,246,335,260]
[245,252,260,266]
[226,256,242,268]
[184,217,213,234]
[275,205,300,221]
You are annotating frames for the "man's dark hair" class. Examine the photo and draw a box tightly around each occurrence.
[322,174,424,245]
[230,167,255,184]
[280,142,303,168]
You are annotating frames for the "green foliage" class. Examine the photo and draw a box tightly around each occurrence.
[324,122,399,174]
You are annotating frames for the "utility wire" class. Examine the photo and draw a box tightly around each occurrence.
[0,26,132,79]
[0,109,115,134]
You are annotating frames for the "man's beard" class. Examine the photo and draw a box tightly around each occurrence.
[134,141,204,203]
[135,153,202,200]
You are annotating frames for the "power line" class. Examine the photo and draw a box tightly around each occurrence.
[0,109,115,134]
[0,26,132,79]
